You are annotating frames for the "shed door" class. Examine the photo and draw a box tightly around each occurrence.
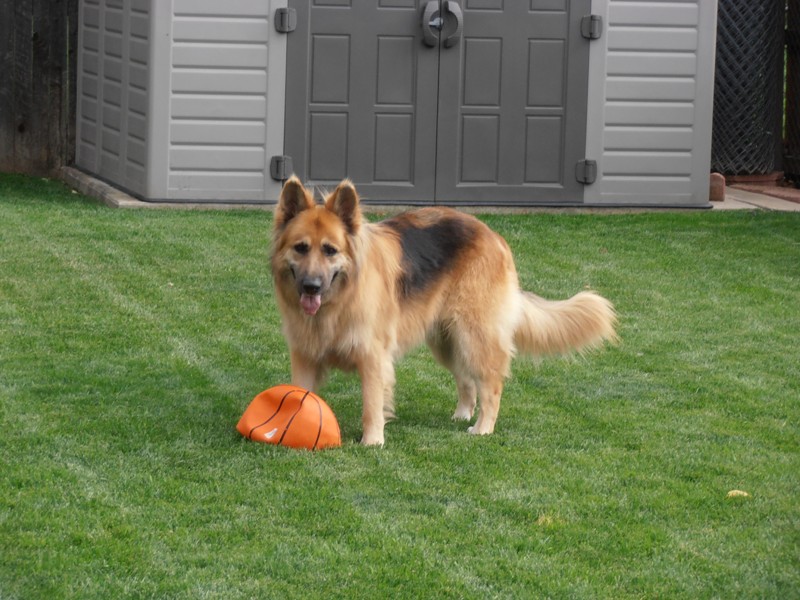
[285,0,591,205]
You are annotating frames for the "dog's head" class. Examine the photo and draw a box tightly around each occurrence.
[271,177,362,316]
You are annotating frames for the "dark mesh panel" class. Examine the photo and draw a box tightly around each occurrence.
[711,0,784,175]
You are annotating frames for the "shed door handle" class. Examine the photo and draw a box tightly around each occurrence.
[421,1,441,47]
[443,1,463,48]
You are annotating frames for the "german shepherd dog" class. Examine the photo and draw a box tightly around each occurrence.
[271,177,617,445]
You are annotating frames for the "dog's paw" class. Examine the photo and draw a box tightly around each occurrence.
[467,424,493,435]
[452,407,473,421]
[360,433,385,447]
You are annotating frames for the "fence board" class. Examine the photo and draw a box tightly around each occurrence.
[0,0,78,175]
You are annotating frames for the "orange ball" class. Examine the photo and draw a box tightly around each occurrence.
[237,385,341,450]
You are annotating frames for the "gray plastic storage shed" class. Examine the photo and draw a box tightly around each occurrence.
[76,0,718,207]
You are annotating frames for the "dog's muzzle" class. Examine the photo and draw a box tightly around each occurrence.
[297,274,323,316]
[301,277,322,296]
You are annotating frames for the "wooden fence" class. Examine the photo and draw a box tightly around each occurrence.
[0,0,78,175]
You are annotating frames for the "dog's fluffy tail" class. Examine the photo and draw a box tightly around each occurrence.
[514,290,617,358]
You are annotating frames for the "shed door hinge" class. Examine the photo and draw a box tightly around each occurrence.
[270,155,294,181]
[576,159,597,185]
[274,8,297,33]
[580,14,603,40]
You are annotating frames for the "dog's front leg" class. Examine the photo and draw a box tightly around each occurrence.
[290,348,321,392]
[358,357,386,446]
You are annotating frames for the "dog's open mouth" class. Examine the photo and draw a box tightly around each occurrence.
[300,293,322,316]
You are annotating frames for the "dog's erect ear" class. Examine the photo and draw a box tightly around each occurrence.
[325,179,362,235]
[275,176,315,230]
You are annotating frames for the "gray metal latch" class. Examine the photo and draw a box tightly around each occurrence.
[270,156,294,181]
[576,159,597,185]
[275,8,297,33]
[580,14,603,40]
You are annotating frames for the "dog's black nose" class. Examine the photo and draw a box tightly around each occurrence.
[302,278,322,295]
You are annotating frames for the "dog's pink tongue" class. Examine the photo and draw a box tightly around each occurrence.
[300,293,322,316]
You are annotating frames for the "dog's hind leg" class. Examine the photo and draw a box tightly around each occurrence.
[449,317,514,435]
[452,377,477,421]
[427,326,477,421]
[468,376,504,435]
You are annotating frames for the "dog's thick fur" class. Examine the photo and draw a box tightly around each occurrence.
[271,177,617,445]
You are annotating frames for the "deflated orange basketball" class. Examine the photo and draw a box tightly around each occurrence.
[237,385,341,450]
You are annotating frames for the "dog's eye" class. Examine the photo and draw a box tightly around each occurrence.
[293,242,310,255]
[322,244,338,257]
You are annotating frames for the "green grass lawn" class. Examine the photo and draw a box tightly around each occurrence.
[1,173,799,599]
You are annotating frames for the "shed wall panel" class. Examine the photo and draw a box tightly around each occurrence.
[168,172,266,193]
[166,0,287,201]
[171,121,267,145]
[172,44,269,69]
[171,96,268,120]
[584,0,717,206]
[77,0,287,202]
[76,0,148,196]
[172,18,270,43]
[608,2,699,27]
[173,0,267,17]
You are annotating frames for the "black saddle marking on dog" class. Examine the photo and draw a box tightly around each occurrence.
[384,215,474,297]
